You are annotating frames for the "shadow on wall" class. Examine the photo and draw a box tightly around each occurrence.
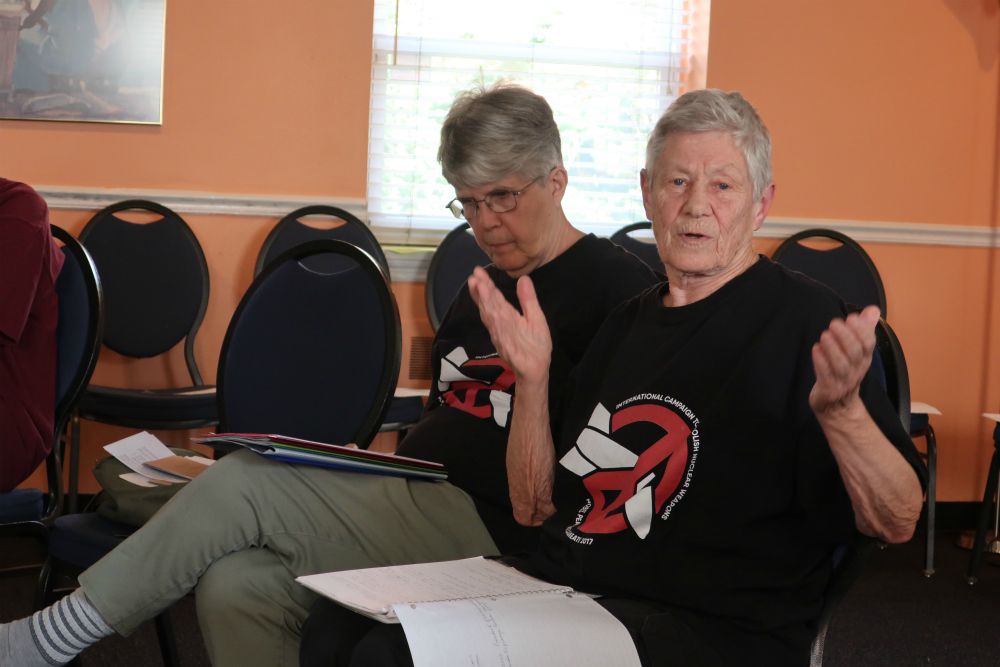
[943,0,998,70]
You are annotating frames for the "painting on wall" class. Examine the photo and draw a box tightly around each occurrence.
[0,0,165,124]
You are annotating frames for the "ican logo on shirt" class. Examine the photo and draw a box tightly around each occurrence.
[436,346,514,428]
[559,394,700,543]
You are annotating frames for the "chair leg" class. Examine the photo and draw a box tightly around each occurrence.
[34,558,52,610]
[967,448,1000,584]
[68,413,81,514]
[154,610,180,667]
[923,426,937,577]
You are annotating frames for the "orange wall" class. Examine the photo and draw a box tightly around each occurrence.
[8,0,1000,501]
[709,0,1000,501]
[4,1,374,196]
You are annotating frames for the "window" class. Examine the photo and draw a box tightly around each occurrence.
[368,0,709,244]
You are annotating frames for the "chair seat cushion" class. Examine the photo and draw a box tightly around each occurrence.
[79,385,218,427]
[909,412,929,436]
[0,488,44,523]
[50,513,136,569]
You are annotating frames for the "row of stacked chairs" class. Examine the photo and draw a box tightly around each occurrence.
[0,202,404,665]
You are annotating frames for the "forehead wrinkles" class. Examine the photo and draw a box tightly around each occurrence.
[657,155,746,180]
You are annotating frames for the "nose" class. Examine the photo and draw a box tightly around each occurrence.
[683,183,711,218]
[474,203,503,229]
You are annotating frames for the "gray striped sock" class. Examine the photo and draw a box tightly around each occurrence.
[26,589,114,665]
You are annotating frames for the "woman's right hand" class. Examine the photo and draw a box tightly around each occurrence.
[467,266,552,386]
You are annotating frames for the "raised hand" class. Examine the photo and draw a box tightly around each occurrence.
[809,305,880,417]
[467,266,552,385]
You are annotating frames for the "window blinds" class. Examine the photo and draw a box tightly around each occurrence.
[369,0,701,244]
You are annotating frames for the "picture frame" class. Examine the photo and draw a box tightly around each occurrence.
[0,0,166,124]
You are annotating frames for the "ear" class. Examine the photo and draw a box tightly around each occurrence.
[640,168,654,221]
[752,183,776,231]
[548,166,568,204]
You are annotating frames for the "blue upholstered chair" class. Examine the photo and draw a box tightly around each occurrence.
[70,200,217,512]
[255,205,419,432]
[809,317,912,667]
[0,225,103,605]
[772,228,939,576]
[220,239,401,444]
[424,222,489,332]
[41,239,402,664]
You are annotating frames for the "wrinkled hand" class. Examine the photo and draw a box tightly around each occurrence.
[809,305,880,417]
[467,266,552,385]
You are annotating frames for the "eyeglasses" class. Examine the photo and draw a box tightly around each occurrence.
[445,175,544,220]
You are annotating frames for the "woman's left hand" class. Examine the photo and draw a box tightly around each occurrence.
[809,305,880,417]
[468,266,552,386]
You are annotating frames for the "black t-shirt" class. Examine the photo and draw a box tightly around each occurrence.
[397,234,659,553]
[530,257,926,666]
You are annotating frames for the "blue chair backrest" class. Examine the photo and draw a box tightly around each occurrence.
[425,222,489,331]
[255,205,390,281]
[79,200,209,382]
[872,317,911,431]
[772,229,887,318]
[219,240,401,447]
[51,226,103,433]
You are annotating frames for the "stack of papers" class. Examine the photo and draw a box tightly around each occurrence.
[104,431,214,486]
[192,433,447,481]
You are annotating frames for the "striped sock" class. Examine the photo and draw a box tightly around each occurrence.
[24,588,114,665]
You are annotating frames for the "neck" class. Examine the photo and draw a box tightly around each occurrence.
[508,215,585,278]
[663,252,759,307]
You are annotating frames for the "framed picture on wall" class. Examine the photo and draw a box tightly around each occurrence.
[0,0,165,124]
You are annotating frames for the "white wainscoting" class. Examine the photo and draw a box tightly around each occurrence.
[39,185,1000,282]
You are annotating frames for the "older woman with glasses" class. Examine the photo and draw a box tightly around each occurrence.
[0,83,657,667]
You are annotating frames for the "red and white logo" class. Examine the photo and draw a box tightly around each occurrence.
[437,346,515,427]
[560,396,699,541]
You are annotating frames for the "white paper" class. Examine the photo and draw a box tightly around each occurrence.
[118,472,158,487]
[103,431,188,483]
[296,557,569,620]
[396,593,642,667]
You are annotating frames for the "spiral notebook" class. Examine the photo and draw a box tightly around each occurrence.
[296,557,642,667]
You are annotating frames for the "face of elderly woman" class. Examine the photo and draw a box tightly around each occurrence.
[642,131,773,285]
[456,167,568,278]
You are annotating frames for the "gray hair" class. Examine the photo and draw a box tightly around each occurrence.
[645,89,772,200]
[438,83,563,188]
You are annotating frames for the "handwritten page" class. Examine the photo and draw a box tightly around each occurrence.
[103,431,188,483]
[296,557,569,620]
[395,593,642,667]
